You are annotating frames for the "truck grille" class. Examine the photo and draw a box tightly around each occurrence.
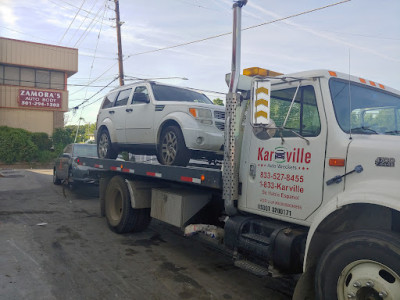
[214,111,225,120]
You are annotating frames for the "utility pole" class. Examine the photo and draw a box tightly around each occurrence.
[114,0,124,86]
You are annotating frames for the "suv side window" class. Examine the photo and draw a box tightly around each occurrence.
[131,86,149,104]
[101,91,118,109]
[114,88,132,107]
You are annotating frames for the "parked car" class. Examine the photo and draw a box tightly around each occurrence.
[96,81,225,166]
[53,143,98,186]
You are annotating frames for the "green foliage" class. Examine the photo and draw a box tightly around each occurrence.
[0,124,97,165]
[0,126,38,164]
[213,98,224,106]
[52,127,74,154]
[31,132,52,151]
[121,151,129,161]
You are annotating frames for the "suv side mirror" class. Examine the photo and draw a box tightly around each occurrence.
[133,93,150,103]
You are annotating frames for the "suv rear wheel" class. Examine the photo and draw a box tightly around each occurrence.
[98,129,118,159]
[157,125,190,166]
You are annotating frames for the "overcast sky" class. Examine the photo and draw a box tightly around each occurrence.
[1,0,399,125]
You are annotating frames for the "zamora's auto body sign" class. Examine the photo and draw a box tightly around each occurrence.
[19,88,62,109]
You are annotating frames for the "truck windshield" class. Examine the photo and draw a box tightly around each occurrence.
[151,84,213,104]
[330,78,400,135]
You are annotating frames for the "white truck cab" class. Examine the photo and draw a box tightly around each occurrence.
[226,67,400,299]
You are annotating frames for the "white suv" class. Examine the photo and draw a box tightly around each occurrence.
[96,81,225,166]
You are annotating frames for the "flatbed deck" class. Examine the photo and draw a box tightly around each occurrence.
[77,157,223,189]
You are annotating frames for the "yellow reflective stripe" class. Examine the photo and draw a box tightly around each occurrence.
[255,99,269,107]
[255,111,268,119]
[256,87,269,95]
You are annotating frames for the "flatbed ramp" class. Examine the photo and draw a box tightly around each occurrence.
[77,157,223,189]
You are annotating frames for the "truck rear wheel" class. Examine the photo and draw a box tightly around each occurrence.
[105,176,151,233]
[315,230,400,300]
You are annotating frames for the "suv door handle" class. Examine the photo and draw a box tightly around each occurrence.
[126,108,133,112]
[109,110,115,114]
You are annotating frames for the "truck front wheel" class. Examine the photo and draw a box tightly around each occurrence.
[315,230,400,300]
[105,176,151,233]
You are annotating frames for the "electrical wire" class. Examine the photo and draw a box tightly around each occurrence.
[81,0,108,108]
[65,0,99,45]
[73,0,107,48]
[48,0,113,24]
[124,0,351,61]
[58,0,86,44]
[71,76,119,110]
[68,0,352,108]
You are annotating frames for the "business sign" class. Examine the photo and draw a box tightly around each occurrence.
[19,89,62,109]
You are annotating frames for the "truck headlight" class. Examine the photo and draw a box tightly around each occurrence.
[189,108,213,125]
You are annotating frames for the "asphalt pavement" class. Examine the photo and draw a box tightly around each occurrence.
[0,169,294,300]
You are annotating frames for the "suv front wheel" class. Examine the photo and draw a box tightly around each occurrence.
[98,129,118,159]
[157,125,190,166]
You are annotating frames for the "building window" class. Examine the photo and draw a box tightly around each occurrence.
[36,70,50,88]
[0,64,65,90]
[4,66,19,85]
[51,71,64,90]
[21,68,35,87]
[0,65,3,84]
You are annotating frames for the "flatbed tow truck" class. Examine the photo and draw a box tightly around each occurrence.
[78,1,400,299]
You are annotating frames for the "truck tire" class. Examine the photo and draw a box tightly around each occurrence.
[53,168,61,185]
[157,125,190,166]
[97,129,118,159]
[105,176,151,233]
[315,230,400,300]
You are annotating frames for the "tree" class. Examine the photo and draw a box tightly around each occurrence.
[213,98,224,106]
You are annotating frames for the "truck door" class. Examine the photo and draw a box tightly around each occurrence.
[239,81,327,221]
[125,85,155,144]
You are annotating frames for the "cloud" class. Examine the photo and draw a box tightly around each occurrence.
[0,0,18,27]
[248,2,400,63]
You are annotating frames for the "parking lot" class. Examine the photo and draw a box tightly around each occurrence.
[0,169,294,300]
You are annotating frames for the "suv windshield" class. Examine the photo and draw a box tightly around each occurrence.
[73,144,98,157]
[330,78,400,135]
[151,83,213,104]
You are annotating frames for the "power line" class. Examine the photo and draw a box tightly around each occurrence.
[73,0,107,48]
[82,0,108,107]
[48,0,113,24]
[124,0,351,60]
[69,1,351,105]
[58,0,87,44]
[71,76,119,110]
[66,0,99,45]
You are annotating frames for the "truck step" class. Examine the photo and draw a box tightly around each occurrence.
[234,259,269,276]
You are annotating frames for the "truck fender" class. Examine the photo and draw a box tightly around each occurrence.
[98,119,118,143]
[155,112,199,145]
[125,179,152,209]
[304,179,400,272]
